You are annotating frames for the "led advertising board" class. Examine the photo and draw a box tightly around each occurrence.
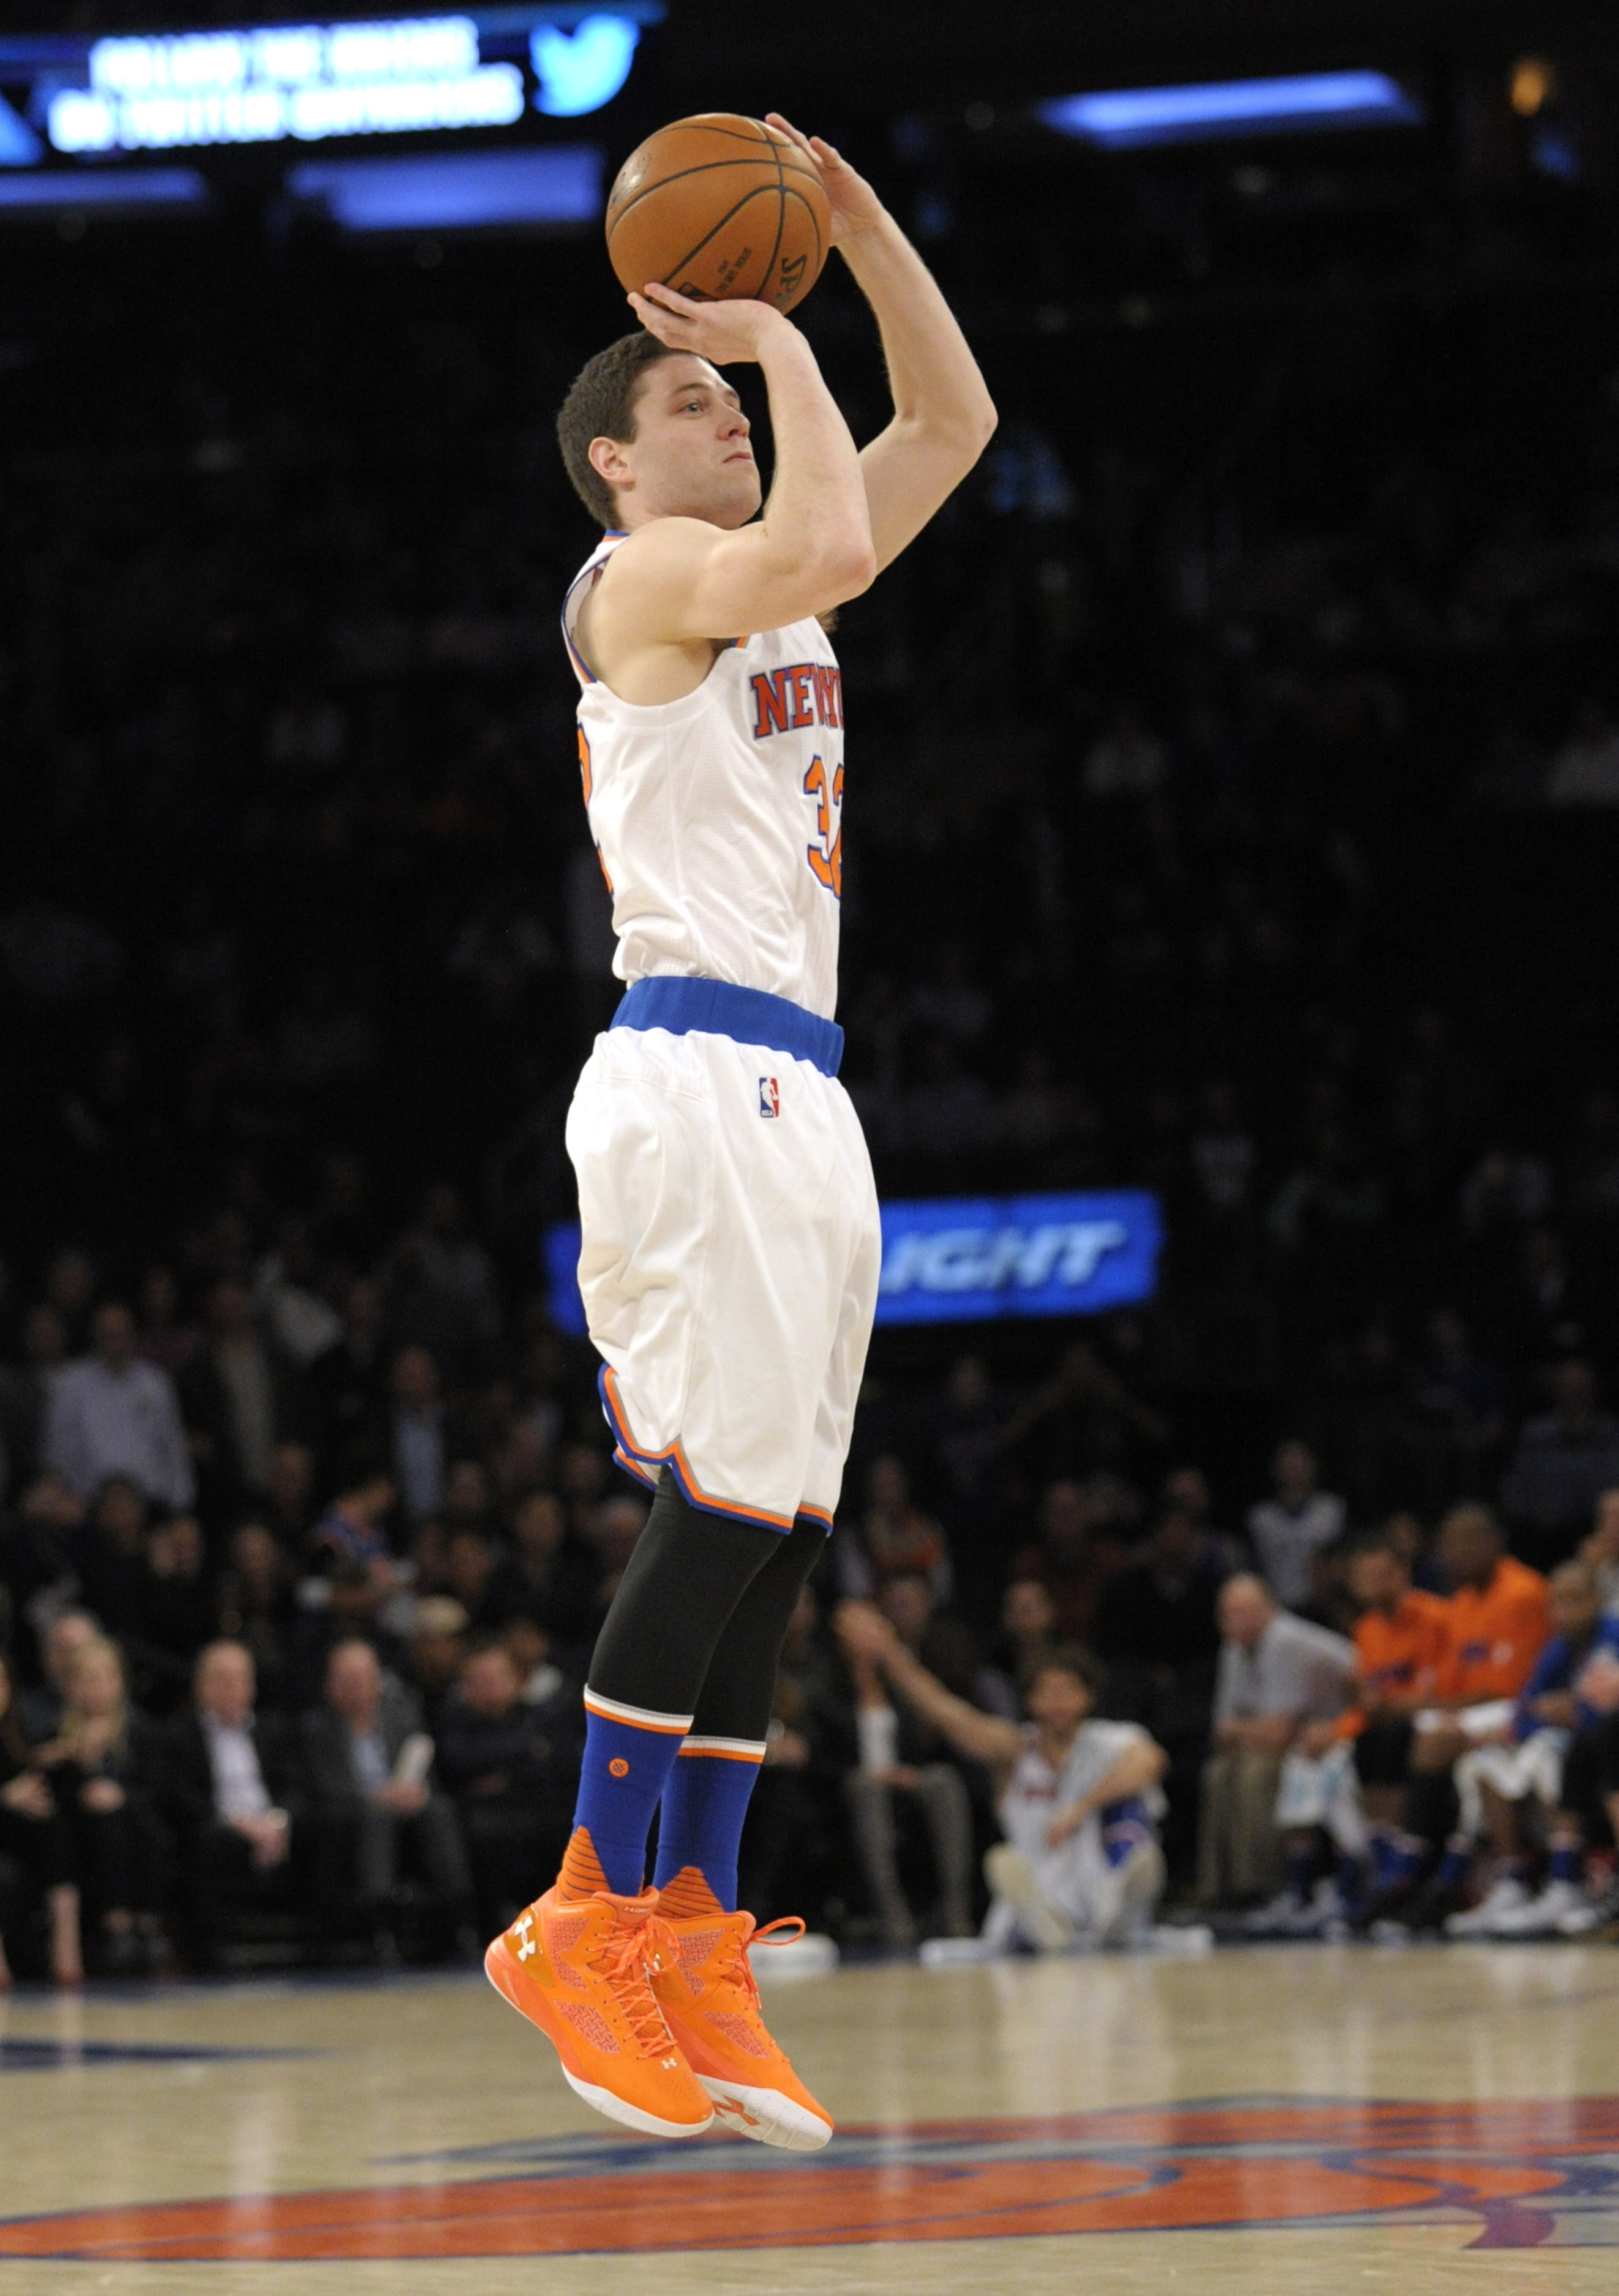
[0,6,658,171]
[544,1191,1163,1338]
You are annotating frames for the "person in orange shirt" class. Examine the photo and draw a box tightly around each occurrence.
[1265,1534,1451,1933]
[1305,1537,1451,1828]
[1413,1504,1553,1777]
[1359,1505,1553,1932]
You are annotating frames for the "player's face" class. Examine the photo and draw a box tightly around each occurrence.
[618,355,761,527]
[1027,1665,1091,1733]
[1348,1550,1403,1612]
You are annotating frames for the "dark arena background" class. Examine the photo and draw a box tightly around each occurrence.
[4,4,1619,2290]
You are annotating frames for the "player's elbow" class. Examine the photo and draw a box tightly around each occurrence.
[814,530,878,602]
[936,393,999,463]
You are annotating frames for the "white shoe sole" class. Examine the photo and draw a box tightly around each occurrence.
[560,2065,715,2139]
[485,1938,713,2141]
[919,1935,1004,1968]
[699,2074,832,2150]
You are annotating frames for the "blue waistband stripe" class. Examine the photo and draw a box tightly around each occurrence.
[610,977,843,1077]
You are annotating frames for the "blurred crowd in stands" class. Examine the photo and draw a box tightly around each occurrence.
[2,1226,1619,1978]
[4,171,1619,1975]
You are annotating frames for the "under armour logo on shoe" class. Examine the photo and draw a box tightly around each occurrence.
[515,1913,536,1962]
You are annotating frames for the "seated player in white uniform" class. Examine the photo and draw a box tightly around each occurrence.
[836,1603,1170,1949]
[483,118,996,2148]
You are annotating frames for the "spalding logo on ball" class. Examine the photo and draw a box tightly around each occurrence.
[606,114,832,315]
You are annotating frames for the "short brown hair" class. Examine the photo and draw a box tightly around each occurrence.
[1021,1643,1103,1701]
[556,331,680,527]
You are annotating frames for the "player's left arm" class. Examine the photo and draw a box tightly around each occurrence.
[1045,1734,1168,1847]
[768,117,996,574]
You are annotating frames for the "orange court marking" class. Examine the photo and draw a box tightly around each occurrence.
[2,2098,1617,2259]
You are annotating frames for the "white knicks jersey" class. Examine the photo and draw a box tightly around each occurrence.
[997,1720,1162,1867]
[563,531,844,1022]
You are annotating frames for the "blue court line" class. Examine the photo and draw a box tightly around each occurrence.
[1,2038,323,2073]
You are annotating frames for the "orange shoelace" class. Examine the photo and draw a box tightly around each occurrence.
[588,1912,682,2057]
[715,1915,806,2012]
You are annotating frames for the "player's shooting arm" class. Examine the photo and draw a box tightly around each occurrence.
[616,285,876,637]
[767,118,997,575]
[835,1600,1021,1776]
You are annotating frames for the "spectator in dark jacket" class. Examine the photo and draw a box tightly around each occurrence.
[134,1514,216,1715]
[0,1649,75,1986]
[32,1635,163,1976]
[179,1281,308,1521]
[1501,1360,1619,1571]
[154,1640,306,1972]
[300,1638,471,1954]
[214,1521,298,1709]
[484,1489,598,1657]
[73,1476,149,1643]
[435,1641,579,1933]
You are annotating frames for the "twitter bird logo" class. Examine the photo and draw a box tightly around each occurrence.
[532,15,639,118]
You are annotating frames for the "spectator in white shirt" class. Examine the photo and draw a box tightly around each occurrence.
[1246,1440,1347,1612]
[44,1304,194,1513]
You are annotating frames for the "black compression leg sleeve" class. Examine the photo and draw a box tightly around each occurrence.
[586,1468,781,1716]
[687,1518,828,1743]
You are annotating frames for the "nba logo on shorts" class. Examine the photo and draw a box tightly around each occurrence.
[759,1076,780,1119]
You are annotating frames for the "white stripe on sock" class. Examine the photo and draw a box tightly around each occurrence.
[583,1687,695,1731]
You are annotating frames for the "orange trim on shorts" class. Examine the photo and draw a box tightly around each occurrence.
[599,1366,796,1534]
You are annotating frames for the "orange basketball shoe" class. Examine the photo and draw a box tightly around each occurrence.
[651,1875,833,2150]
[485,1858,713,2140]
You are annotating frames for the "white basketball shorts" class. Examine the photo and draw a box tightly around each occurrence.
[566,1008,881,1533]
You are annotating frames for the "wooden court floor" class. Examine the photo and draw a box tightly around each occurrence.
[2,1943,1618,2295]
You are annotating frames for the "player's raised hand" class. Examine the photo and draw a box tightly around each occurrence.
[765,115,884,243]
[628,282,789,364]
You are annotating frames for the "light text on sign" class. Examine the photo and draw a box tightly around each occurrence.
[48,17,524,154]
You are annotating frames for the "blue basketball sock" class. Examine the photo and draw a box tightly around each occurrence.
[1433,1836,1473,1889]
[653,1741,767,1912]
[566,1690,693,1897]
[1100,1796,1154,1869]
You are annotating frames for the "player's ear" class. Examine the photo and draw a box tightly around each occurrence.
[589,434,633,495]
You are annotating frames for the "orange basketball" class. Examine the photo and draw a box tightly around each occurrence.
[606,113,832,317]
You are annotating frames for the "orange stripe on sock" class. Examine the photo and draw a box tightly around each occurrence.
[556,1827,610,1903]
[656,1866,726,1920]
[582,1691,692,1735]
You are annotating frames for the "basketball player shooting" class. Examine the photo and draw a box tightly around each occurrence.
[484,118,996,2148]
